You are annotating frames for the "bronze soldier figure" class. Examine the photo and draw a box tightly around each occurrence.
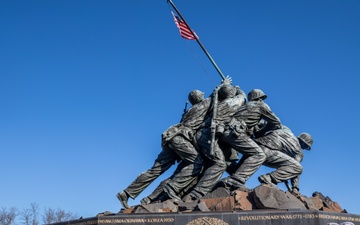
[254,126,304,187]
[256,130,313,197]
[217,89,282,191]
[116,89,211,209]
[183,82,247,201]
[288,132,313,196]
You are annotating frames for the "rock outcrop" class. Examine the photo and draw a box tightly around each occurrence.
[119,184,347,214]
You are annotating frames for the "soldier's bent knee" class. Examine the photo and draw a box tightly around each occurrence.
[256,152,267,163]
[297,164,303,174]
[218,160,227,171]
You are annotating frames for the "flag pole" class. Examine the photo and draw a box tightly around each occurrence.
[168,0,226,81]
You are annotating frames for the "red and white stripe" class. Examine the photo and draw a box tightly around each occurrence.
[171,11,197,40]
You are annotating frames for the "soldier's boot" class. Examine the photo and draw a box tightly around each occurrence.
[182,193,197,203]
[290,187,301,198]
[258,174,277,187]
[233,184,251,192]
[116,191,130,209]
[140,196,152,205]
[182,190,202,202]
[217,177,251,192]
[215,178,230,189]
[163,185,182,202]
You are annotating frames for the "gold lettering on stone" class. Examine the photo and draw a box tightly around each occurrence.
[238,214,360,222]
[239,214,305,221]
[70,221,98,225]
[98,217,174,224]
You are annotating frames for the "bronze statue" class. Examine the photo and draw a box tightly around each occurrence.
[255,129,313,196]
[116,82,314,209]
[288,132,313,196]
[216,89,282,192]
[183,81,247,202]
[254,125,303,186]
[116,89,212,209]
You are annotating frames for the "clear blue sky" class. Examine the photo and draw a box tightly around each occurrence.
[1,0,360,218]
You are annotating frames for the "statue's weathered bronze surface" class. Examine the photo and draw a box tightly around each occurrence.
[116,86,215,208]
[182,80,247,202]
[116,78,314,211]
[254,126,313,196]
[215,88,282,192]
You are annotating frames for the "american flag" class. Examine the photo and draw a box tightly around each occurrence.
[171,11,197,40]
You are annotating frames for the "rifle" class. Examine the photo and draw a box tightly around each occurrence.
[209,86,220,157]
[181,101,188,119]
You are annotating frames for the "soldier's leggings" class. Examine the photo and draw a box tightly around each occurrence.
[221,129,266,188]
[262,147,302,183]
[124,135,203,199]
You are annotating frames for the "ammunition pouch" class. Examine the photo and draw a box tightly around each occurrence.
[229,148,239,161]
[161,123,194,148]
[216,123,225,136]
[228,118,247,137]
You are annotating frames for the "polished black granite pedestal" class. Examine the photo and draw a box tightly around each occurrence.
[51,210,360,225]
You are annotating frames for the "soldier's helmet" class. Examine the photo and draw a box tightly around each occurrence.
[248,89,267,101]
[218,85,236,100]
[188,90,204,105]
[298,133,313,150]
